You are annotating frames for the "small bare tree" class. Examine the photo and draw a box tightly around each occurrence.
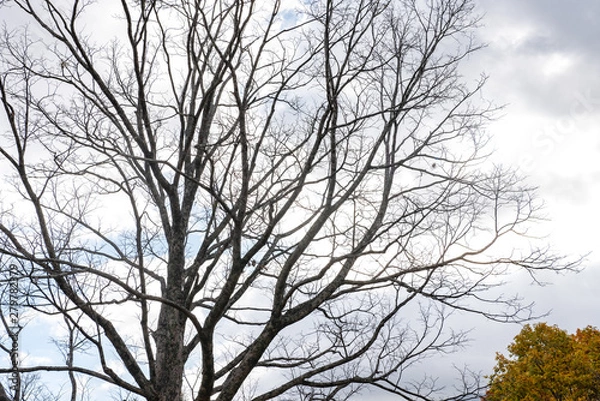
[0,0,570,400]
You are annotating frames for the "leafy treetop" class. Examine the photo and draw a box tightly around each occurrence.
[486,323,600,401]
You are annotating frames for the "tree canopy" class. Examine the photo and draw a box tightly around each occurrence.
[0,0,570,400]
[486,323,600,401]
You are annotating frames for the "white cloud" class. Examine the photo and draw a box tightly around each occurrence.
[541,52,575,77]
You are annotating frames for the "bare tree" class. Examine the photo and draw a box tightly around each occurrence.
[0,0,571,400]
[2,373,57,401]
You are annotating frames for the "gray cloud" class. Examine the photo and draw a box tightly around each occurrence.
[474,0,600,117]
[479,0,600,55]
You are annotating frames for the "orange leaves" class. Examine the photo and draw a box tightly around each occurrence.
[486,323,600,401]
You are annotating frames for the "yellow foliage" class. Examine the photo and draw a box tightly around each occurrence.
[486,323,600,401]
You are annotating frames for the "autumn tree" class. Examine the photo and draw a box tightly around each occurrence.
[0,0,570,400]
[486,323,600,401]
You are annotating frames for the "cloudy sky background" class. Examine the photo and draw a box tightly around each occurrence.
[1,0,599,399]
[371,0,600,397]
[474,0,600,324]
[432,0,600,391]
[384,0,600,397]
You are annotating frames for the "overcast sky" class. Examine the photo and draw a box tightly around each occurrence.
[436,0,600,393]
[475,0,600,318]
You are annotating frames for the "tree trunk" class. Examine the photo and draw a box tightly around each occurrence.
[154,303,186,401]
[153,247,187,401]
